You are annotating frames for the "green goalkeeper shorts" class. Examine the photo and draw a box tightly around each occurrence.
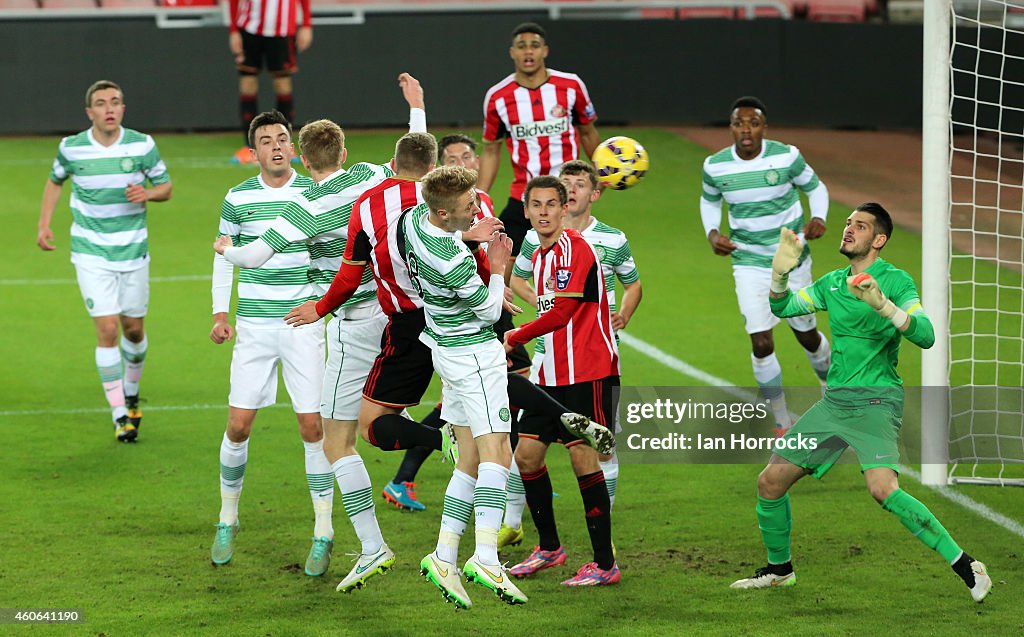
[775,394,902,479]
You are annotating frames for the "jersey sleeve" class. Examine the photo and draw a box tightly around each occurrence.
[556,236,599,301]
[141,136,170,185]
[887,270,935,348]
[571,75,598,126]
[482,90,507,142]
[611,236,640,284]
[787,146,821,194]
[49,141,70,184]
[513,233,539,279]
[343,201,371,264]
[218,195,241,247]
[770,273,830,318]
[261,198,317,254]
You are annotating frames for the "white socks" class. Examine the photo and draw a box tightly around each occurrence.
[120,335,147,398]
[95,346,126,422]
[304,439,334,540]
[473,462,510,566]
[437,469,476,564]
[219,433,248,525]
[752,352,791,429]
[333,455,384,555]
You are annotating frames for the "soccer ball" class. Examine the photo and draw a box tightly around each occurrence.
[591,136,649,190]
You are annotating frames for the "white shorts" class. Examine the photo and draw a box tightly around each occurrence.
[229,323,325,412]
[436,342,512,439]
[733,259,817,334]
[321,307,387,421]
[75,262,149,318]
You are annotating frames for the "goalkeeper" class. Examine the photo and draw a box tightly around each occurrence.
[730,203,992,603]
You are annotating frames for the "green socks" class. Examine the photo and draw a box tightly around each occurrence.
[882,488,962,563]
[757,494,792,565]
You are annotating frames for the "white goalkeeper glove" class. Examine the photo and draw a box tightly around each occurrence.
[770,228,802,294]
[846,272,909,329]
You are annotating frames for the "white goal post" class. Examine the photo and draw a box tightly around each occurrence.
[922,0,1024,486]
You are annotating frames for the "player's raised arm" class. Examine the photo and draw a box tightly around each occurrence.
[768,228,820,318]
[398,73,426,133]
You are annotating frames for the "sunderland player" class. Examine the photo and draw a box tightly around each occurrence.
[730,204,992,603]
[478,22,600,256]
[700,96,832,432]
[502,176,620,587]
[409,166,528,608]
[208,110,334,576]
[228,0,313,162]
[501,160,642,545]
[37,80,172,442]
[215,73,426,592]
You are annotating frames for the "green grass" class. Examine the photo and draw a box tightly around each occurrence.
[0,130,1022,635]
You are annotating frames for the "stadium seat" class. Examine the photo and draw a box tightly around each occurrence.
[752,0,798,18]
[0,0,40,8]
[40,0,97,7]
[677,7,736,19]
[806,0,866,21]
[161,0,216,6]
[639,7,677,19]
[102,0,156,6]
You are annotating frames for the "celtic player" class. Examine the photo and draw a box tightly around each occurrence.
[409,166,527,608]
[700,96,831,432]
[215,72,427,593]
[730,203,992,603]
[209,110,335,576]
[37,80,172,442]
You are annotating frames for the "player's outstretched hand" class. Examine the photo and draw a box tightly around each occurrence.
[210,317,236,344]
[846,273,888,311]
[804,217,827,240]
[285,299,323,327]
[398,73,424,110]
[213,235,233,255]
[772,228,802,277]
[707,229,737,256]
[503,286,523,316]
[463,216,503,243]
[37,226,56,251]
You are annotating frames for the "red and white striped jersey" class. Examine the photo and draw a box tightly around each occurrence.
[230,0,310,38]
[482,70,597,202]
[531,228,619,386]
[475,188,495,222]
[345,177,424,316]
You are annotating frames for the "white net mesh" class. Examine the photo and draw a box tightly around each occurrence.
[948,0,1024,484]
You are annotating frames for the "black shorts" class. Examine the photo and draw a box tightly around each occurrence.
[238,30,297,76]
[494,310,531,373]
[363,309,433,408]
[498,197,532,256]
[519,376,619,447]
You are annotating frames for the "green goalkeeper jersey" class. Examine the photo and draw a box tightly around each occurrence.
[769,257,934,394]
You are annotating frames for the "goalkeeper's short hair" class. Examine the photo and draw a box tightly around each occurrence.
[855,202,893,247]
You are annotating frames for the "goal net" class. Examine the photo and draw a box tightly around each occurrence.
[923,0,1024,485]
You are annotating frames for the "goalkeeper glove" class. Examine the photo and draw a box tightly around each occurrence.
[847,272,909,329]
[770,228,802,294]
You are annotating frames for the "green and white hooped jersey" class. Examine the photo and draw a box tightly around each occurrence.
[701,140,821,268]
[514,216,639,313]
[50,127,170,272]
[261,162,393,310]
[402,203,500,350]
[219,171,317,326]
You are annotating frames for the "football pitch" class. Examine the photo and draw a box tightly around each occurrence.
[1,129,1021,635]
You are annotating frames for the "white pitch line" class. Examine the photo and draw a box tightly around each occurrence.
[0,274,210,286]
[618,330,1024,541]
